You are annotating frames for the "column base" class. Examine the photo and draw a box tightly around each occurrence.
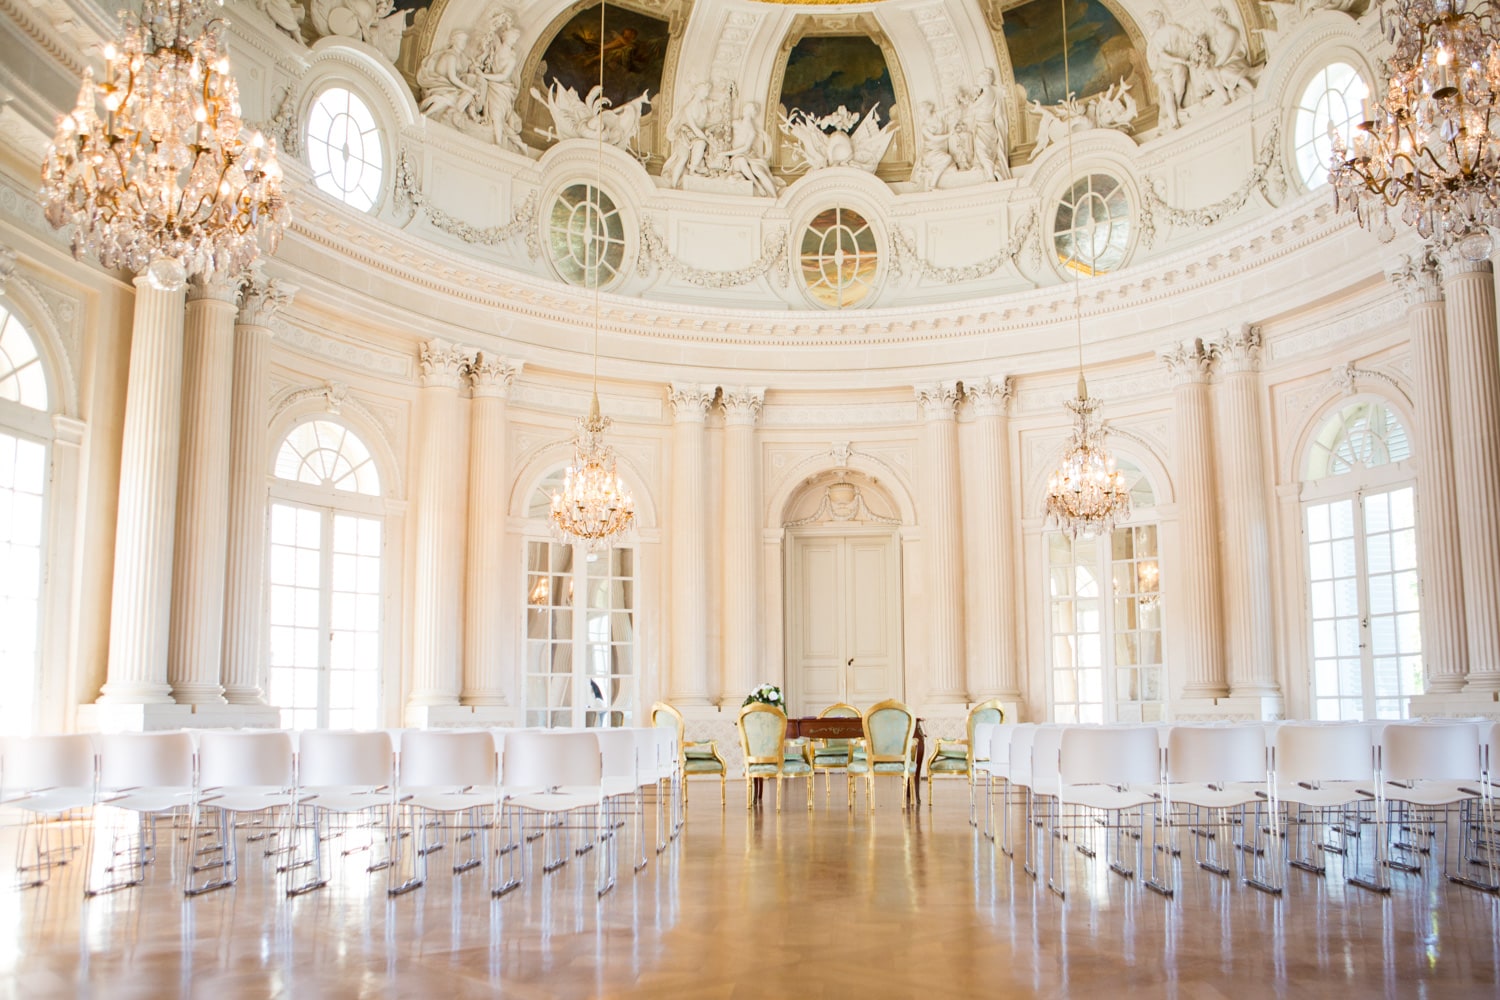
[1173,695,1285,722]
[222,687,267,705]
[96,682,174,706]
[77,701,280,732]
[1464,673,1500,693]
[405,704,519,728]
[170,685,226,706]
[1408,689,1500,719]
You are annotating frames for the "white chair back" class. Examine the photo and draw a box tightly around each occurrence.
[502,731,602,788]
[96,732,195,790]
[1030,726,1064,797]
[1166,725,1268,785]
[197,731,294,788]
[399,730,498,788]
[629,728,659,788]
[297,731,394,787]
[595,729,638,781]
[1274,723,1375,784]
[2,734,95,792]
[1007,724,1038,788]
[1381,723,1483,783]
[986,724,1014,772]
[1060,726,1159,788]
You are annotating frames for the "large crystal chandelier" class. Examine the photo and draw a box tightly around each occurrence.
[1328,0,1500,260]
[549,1,634,551]
[41,0,287,290]
[1042,0,1131,540]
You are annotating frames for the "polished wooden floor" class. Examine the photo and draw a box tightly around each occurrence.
[1,780,1496,998]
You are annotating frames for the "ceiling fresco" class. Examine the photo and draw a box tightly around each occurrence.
[1002,0,1137,104]
[533,2,669,109]
[778,34,897,121]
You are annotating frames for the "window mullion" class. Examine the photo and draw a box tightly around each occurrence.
[318,507,335,728]
[572,545,587,729]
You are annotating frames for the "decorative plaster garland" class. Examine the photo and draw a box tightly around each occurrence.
[1139,122,1286,247]
[889,209,1037,284]
[637,217,790,288]
[394,150,539,257]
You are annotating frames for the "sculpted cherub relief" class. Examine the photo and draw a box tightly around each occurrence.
[416,7,526,152]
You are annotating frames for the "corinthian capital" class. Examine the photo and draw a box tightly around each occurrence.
[1387,250,1444,306]
[237,271,297,327]
[669,383,716,422]
[1160,338,1214,384]
[1435,247,1494,279]
[721,386,765,425]
[1211,324,1262,375]
[468,353,522,398]
[914,380,961,419]
[419,338,472,389]
[965,376,1013,417]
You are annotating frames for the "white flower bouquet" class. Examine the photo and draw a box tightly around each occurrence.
[743,683,783,708]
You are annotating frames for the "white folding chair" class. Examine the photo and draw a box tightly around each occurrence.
[285,730,399,897]
[1002,723,1038,866]
[90,732,196,896]
[1,734,96,889]
[970,721,1000,829]
[1271,722,1385,894]
[495,730,613,899]
[1455,720,1500,892]
[1051,726,1164,900]
[1028,726,1063,885]
[389,730,502,895]
[1159,724,1276,895]
[1378,722,1484,889]
[652,726,682,849]
[187,730,296,896]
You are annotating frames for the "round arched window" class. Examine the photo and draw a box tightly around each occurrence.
[1303,400,1411,481]
[1294,63,1370,190]
[548,183,626,288]
[306,87,384,212]
[1054,174,1130,275]
[798,207,879,309]
[274,419,381,496]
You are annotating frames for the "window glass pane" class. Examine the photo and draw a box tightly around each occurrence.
[306,88,383,211]
[1294,63,1370,190]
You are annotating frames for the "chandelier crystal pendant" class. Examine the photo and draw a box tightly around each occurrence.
[41,0,288,290]
[1045,374,1133,539]
[1328,0,1500,261]
[548,1,635,552]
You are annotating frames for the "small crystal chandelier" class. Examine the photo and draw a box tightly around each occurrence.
[41,0,288,290]
[1043,0,1131,540]
[548,2,634,552]
[1328,0,1500,261]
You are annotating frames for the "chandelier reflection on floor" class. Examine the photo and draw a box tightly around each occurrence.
[1329,0,1500,261]
[41,0,287,290]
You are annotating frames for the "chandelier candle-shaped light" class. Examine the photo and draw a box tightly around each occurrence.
[1045,374,1132,539]
[550,391,636,551]
[41,0,287,290]
[1328,0,1500,260]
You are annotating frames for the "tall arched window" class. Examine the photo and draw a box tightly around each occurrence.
[1046,458,1164,723]
[1301,399,1421,720]
[268,419,384,729]
[0,304,52,737]
[522,469,638,728]
[1294,62,1370,190]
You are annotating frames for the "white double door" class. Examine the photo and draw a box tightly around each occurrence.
[784,529,903,717]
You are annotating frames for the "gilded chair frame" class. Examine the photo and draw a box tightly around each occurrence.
[651,701,726,807]
[736,703,814,812]
[810,702,861,801]
[926,698,1006,810]
[848,698,917,812]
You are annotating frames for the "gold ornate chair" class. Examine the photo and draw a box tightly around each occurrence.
[737,703,813,812]
[926,698,1006,809]
[847,699,918,812]
[810,702,860,801]
[651,701,726,807]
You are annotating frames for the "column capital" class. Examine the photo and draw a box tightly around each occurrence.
[0,243,16,292]
[1436,249,1494,279]
[468,353,522,398]
[1387,250,1445,305]
[1160,337,1214,384]
[237,272,296,328]
[721,386,765,425]
[420,338,472,389]
[187,271,241,304]
[914,380,962,419]
[1211,324,1262,375]
[669,383,716,422]
[965,376,1013,416]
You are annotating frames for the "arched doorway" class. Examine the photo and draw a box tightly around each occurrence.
[782,472,903,716]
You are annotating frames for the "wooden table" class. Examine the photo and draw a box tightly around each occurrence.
[751,717,927,807]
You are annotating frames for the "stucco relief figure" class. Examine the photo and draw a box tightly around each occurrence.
[663,82,718,187]
[254,0,305,41]
[966,68,1011,181]
[1093,78,1138,129]
[1147,9,1197,128]
[311,0,408,63]
[476,23,525,152]
[531,80,653,149]
[418,31,482,126]
[726,101,777,197]
[417,14,525,153]
[912,100,955,191]
[1028,94,1090,155]
[779,104,897,174]
[1204,7,1258,101]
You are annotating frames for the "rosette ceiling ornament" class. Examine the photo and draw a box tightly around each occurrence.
[1042,0,1132,540]
[40,0,288,290]
[1329,0,1500,260]
[549,2,636,551]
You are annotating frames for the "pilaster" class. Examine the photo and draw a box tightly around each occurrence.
[669,383,715,705]
[963,377,1019,701]
[915,381,966,703]
[463,354,521,706]
[720,387,764,704]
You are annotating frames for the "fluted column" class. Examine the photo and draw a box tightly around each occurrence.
[1211,327,1279,698]
[720,387,764,704]
[1161,340,1227,698]
[408,339,471,710]
[100,277,188,704]
[221,274,293,704]
[915,382,967,703]
[463,354,521,705]
[165,275,238,704]
[1390,255,1468,691]
[669,383,714,705]
[963,377,1018,700]
[1441,254,1500,691]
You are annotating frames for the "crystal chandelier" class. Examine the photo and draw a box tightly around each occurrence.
[1328,0,1500,261]
[1043,0,1131,540]
[41,0,288,290]
[549,2,635,551]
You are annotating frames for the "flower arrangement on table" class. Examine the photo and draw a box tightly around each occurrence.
[743,683,783,707]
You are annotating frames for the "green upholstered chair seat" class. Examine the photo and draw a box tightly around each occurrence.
[747,761,811,777]
[935,744,969,759]
[848,760,914,775]
[684,744,719,759]
[813,752,850,765]
[928,757,969,774]
[684,759,725,774]
[783,738,809,760]
[781,760,811,776]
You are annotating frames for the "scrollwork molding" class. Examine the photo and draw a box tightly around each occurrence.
[395,150,539,257]
[890,210,1037,284]
[1140,122,1285,247]
[638,218,789,288]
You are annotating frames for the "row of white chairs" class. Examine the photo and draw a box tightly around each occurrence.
[973,719,1500,900]
[0,726,684,900]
